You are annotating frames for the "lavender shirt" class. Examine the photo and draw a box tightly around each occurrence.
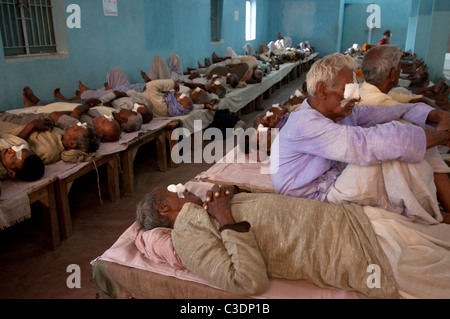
[270,100,433,201]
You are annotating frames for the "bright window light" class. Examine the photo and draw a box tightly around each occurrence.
[245,0,256,41]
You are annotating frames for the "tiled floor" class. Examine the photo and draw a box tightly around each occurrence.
[0,73,306,299]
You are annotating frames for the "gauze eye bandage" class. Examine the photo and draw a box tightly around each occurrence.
[167,183,186,199]
[265,111,274,119]
[77,122,88,129]
[103,115,114,122]
[340,83,360,108]
[12,144,27,160]
[133,103,142,113]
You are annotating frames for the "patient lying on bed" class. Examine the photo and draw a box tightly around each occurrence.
[0,133,45,182]
[135,183,450,299]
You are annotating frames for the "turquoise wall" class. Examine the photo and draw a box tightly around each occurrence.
[0,0,271,110]
[268,0,341,57]
[0,0,447,111]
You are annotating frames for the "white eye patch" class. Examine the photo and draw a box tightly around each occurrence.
[167,183,186,198]
[340,83,360,108]
[77,122,88,129]
[103,115,114,122]
[258,124,268,132]
[265,111,274,119]
[272,104,282,109]
[133,103,142,113]
[11,144,27,160]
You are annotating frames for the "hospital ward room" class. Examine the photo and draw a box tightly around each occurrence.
[1,0,450,307]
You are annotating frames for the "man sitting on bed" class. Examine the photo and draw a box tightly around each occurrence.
[270,53,450,225]
[359,45,450,216]
[135,183,450,299]
[0,133,45,182]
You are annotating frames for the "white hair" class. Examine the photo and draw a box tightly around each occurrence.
[361,45,401,85]
[306,53,355,98]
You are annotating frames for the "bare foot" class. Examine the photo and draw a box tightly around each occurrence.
[22,93,35,107]
[78,80,90,92]
[140,70,151,83]
[23,86,40,105]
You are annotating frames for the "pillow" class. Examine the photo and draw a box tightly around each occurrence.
[135,226,185,270]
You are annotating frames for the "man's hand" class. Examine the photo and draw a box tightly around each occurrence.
[203,184,236,227]
[83,98,101,108]
[74,104,90,114]
[428,110,450,132]
[204,102,219,111]
[18,118,54,140]
[30,118,54,131]
[113,91,128,99]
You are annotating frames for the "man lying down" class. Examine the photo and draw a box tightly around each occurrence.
[136,183,450,299]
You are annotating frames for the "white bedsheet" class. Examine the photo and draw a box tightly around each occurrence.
[0,118,171,230]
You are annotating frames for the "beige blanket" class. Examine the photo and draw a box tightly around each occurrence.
[327,159,443,225]
[172,193,399,298]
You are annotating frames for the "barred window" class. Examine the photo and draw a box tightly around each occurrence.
[0,0,56,57]
[210,0,222,42]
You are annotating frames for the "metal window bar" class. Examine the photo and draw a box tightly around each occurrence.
[0,0,56,57]
[210,0,220,42]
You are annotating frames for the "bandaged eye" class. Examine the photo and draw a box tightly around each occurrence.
[265,111,274,118]
[77,122,88,129]
[167,183,186,198]
[103,115,114,122]
[258,124,268,132]
[132,103,142,113]
[340,83,360,108]
[11,144,27,160]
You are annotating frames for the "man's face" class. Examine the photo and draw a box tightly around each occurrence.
[94,116,121,142]
[0,147,32,178]
[176,93,192,110]
[63,123,87,149]
[113,109,134,124]
[153,188,203,213]
[322,69,359,123]
[135,104,153,124]
[190,89,207,104]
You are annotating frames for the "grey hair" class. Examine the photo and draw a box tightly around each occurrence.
[306,53,355,98]
[75,126,100,153]
[136,192,171,231]
[121,112,143,133]
[362,45,401,85]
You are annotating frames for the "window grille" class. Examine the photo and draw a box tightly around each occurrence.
[210,0,222,42]
[0,0,56,57]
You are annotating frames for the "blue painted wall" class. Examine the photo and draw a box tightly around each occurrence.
[268,0,341,57]
[339,0,412,52]
[0,0,447,111]
[0,0,271,110]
